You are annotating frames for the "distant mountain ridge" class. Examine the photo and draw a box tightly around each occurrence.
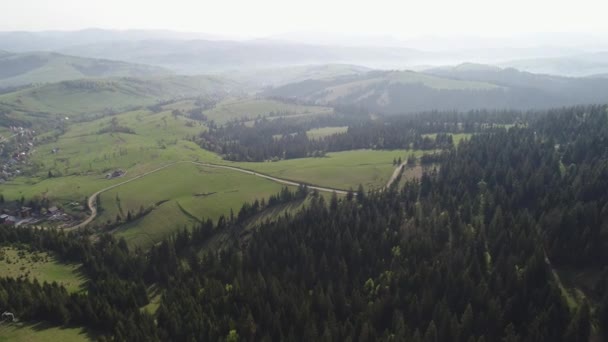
[266,65,608,113]
[1,29,607,76]
[0,51,171,87]
[501,51,608,77]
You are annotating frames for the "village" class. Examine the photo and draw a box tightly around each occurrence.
[0,126,36,183]
[0,198,86,229]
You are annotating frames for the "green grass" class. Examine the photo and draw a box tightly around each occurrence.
[0,322,92,342]
[306,126,348,140]
[203,98,333,124]
[422,133,473,146]
[96,163,290,248]
[0,109,222,203]
[227,149,419,190]
[0,75,234,126]
[0,247,85,293]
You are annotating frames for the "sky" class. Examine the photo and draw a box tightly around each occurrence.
[1,0,607,39]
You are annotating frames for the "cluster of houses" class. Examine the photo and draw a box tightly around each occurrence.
[0,126,36,183]
[0,205,69,227]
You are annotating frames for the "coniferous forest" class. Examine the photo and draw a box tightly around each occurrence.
[2,106,608,341]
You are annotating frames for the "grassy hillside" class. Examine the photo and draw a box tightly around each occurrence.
[101,163,290,248]
[229,149,421,191]
[203,98,333,124]
[0,75,238,127]
[0,247,85,293]
[0,51,171,87]
[0,322,92,342]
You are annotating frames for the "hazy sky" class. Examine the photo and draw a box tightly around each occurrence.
[1,0,607,38]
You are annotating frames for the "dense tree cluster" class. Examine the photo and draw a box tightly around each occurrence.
[197,110,518,162]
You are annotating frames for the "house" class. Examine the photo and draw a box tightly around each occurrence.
[0,214,8,223]
[20,207,32,218]
[2,216,17,225]
[48,206,59,215]
[106,169,125,179]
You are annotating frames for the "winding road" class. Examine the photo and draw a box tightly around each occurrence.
[66,160,398,231]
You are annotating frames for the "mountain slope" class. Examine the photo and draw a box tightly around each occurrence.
[0,75,239,127]
[222,64,372,88]
[0,51,171,87]
[266,67,608,113]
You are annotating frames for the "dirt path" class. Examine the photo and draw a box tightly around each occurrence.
[386,162,407,188]
[65,161,355,230]
[65,163,182,231]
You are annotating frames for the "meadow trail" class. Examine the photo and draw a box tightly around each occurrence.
[65,160,368,230]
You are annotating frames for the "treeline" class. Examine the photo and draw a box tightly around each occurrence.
[197,110,519,162]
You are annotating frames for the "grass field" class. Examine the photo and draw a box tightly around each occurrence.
[228,149,418,190]
[203,98,333,124]
[306,126,348,140]
[0,247,85,293]
[0,322,92,342]
[422,133,473,146]
[96,163,290,248]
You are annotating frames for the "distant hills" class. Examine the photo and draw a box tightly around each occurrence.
[265,65,608,113]
[58,39,425,74]
[223,64,372,88]
[502,52,608,77]
[2,29,608,77]
[0,51,171,88]
[0,75,238,127]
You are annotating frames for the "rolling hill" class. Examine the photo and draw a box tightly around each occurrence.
[266,66,608,113]
[221,64,372,88]
[0,51,170,87]
[0,75,240,127]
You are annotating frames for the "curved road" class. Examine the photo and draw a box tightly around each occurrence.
[66,160,384,230]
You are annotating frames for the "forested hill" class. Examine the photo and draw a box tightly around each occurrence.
[265,68,608,113]
[1,106,608,341]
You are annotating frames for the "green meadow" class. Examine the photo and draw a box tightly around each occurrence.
[228,149,420,190]
[306,126,348,140]
[422,132,473,146]
[0,247,85,293]
[97,163,290,248]
[203,98,333,124]
[0,322,92,342]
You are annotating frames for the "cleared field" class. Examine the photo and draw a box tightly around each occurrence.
[0,322,91,342]
[96,163,289,248]
[203,98,333,124]
[228,149,419,190]
[0,247,85,293]
[422,133,472,146]
[306,126,348,140]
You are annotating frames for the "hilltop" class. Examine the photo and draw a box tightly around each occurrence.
[0,75,239,127]
[0,51,170,88]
